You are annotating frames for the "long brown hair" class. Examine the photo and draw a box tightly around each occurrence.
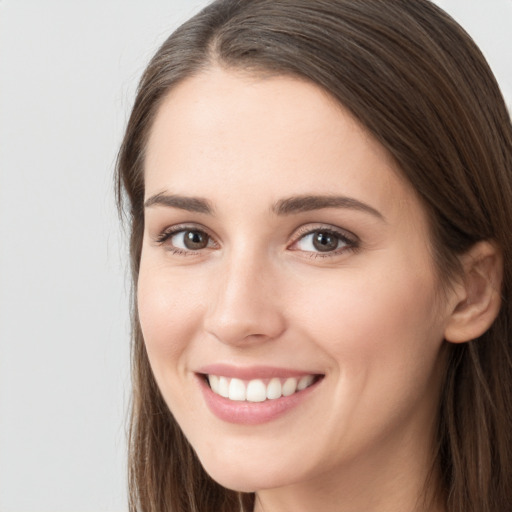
[116,1,512,510]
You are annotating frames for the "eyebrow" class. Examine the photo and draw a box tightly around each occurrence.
[144,192,384,220]
[273,195,384,220]
[144,193,213,214]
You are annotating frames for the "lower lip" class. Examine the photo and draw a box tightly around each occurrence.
[197,375,322,425]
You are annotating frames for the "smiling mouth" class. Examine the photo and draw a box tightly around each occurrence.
[203,374,323,402]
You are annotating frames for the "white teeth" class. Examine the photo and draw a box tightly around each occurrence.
[208,375,219,394]
[218,376,229,398]
[298,375,314,391]
[246,379,267,402]
[207,374,317,402]
[228,378,246,401]
[266,378,282,400]
[282,377,298,397]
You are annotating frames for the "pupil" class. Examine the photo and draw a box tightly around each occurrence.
[184,230,208,249]
[313,232,338,252]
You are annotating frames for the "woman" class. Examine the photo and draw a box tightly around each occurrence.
[116,1,512,511]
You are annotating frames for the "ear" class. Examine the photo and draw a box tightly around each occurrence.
[444,241,503,344]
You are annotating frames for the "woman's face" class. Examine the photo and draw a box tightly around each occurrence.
[138,68,454,496]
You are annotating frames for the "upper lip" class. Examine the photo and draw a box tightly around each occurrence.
[196,363,323,380]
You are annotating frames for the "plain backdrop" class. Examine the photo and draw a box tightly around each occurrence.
[0,1,510,511]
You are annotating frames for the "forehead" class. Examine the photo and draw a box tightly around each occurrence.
[144,67,417,220]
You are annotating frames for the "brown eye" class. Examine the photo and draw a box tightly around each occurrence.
[182,230,209,250]
[159,228,213,252]
[312,231,339,252]
[291,227,356,255]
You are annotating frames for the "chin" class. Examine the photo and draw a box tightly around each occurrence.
[196,448,300,493]
[204,470,281,494]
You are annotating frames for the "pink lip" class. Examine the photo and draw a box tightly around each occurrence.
[196,370,323,425]
[196,363,318,380]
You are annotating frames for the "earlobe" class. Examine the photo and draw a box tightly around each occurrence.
[444,241,503,344]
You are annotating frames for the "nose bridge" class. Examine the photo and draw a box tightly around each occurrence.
[204,243,285,345]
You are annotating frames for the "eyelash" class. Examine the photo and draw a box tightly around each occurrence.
[289,225,359,258]
[154,224,216,255]
[154,224,359,258]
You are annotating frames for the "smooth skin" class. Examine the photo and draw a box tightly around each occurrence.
[138,67,501,512]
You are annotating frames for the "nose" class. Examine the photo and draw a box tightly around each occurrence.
[203,250,287,347]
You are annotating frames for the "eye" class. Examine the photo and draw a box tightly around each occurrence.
[290,227,357,255]
[155,226,216,253]
[173,229,210,250]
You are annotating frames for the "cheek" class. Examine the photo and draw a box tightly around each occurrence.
[288,261,446,456]
[295,258,444,384]
[137,264,204,369]
[136,264,212,430]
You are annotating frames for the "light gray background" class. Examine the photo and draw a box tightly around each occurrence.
[0,1,510,511]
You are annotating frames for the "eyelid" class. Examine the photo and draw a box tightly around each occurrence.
[153,223,218,249]
[291,223,358,243]
[288,223,359,255]
[151,222,359,257]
